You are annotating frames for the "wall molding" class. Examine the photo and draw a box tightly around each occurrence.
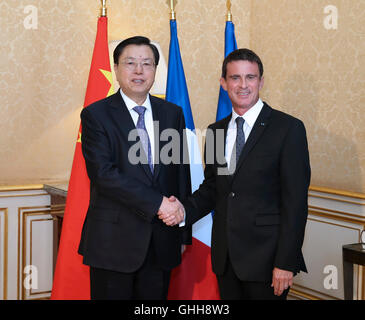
[291,186,365,300]
[0,208,8,300]
[1,183,365,300]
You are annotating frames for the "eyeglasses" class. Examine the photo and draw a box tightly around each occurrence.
[121,59,155,71]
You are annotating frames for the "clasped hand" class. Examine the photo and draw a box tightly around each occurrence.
[158,196,184,226]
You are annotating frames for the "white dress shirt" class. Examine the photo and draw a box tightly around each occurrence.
[225,99,264,167]
[119,89,155,167]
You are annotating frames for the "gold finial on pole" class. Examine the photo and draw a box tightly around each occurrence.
[167,0,177,20]
[100,0,107,17]
[226,0,232,22]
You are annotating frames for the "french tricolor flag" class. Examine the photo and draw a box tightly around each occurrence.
[166,19,238,300]
[165,19,220,300]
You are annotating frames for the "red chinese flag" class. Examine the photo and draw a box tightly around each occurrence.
[51,16,113,300]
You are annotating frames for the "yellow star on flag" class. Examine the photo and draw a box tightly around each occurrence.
[99,69,114,97]
[77,131,82,143]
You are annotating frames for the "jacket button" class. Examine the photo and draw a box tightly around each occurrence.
[230,192,235,198]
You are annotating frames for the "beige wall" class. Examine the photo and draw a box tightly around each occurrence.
[250,0,365,193]
[0,1,364,193]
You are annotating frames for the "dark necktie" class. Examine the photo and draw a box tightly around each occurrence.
[235,117,246,166]
[133,106,153,173]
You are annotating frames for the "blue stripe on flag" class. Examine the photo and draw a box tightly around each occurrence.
[216,21,238,121]
[166,20,195,132]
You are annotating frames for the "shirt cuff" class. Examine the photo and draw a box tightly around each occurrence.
[179,207,186,227]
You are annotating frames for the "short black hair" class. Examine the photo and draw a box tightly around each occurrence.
[221,48,264,79]
[113,36,160,66]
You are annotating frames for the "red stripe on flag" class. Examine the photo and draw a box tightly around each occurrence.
[168,238,220,300]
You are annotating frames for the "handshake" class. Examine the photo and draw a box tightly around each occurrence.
[157,196,185,226]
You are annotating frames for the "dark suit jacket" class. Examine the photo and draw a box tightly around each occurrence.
[184,102,311,282]
[78,91,191,273]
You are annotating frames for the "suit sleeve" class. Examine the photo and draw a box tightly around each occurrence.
[81,107,163,222]
[274,119,311,272]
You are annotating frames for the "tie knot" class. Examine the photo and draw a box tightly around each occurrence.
[235,117,245,126]
[133,106,146,116]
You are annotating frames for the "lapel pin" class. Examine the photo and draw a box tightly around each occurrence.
[260,122,266,126]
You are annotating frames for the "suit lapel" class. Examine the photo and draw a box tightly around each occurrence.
[109,91,154,181]
[233,103,272,179]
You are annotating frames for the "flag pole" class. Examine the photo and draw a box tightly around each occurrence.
[100,0,107,17]
[216,1,237,121]
[168,0,177,20]
[226,0,232,22]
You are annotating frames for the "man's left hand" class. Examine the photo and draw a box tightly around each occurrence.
[271,267,293,296]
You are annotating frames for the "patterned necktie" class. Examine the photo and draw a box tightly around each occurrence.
[235,117,246,166]
[133,106,153,173]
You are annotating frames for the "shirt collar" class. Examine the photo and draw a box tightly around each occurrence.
[230,98,264,128]
[119,89,152,113]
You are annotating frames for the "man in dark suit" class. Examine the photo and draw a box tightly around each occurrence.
[160,48,311,300]
[78,36,190,300]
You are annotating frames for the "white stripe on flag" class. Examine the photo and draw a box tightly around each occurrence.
[185,128,212,248]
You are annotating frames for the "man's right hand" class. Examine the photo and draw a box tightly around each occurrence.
[158,196,185,226]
